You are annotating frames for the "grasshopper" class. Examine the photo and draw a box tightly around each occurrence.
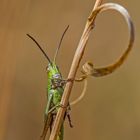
[27,26,73,140]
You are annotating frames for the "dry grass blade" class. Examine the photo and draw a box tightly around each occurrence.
[89,3,135,77]
[48,0,103,139]
[70,79,88,106]
[70,2,135,103]
[48,1,135,140]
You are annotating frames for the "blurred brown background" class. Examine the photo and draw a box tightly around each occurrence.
[0,0,139,140]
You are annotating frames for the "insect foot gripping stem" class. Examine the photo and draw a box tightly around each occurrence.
[51,103,73,128]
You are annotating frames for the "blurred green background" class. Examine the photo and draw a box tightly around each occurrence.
[0,0,139,140]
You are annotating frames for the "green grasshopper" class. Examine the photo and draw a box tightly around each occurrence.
[27,26,73,140]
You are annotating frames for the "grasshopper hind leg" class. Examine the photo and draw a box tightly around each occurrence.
[66,113,73,128]
[40,93,53,140]
[64,104,73,128]
[40,114,52,140]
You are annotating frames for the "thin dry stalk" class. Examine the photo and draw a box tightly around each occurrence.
[49,0,103,140]
[49,1,135,140]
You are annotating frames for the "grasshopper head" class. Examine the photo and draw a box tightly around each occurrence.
[46,62,61,79]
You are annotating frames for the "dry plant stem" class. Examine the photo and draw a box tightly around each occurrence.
[70,79,88,106]
[49,0,103,140]
[91,4,134,77]
[80,4,134,77]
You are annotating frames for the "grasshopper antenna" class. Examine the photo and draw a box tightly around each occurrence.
[53,25,69,63]
[26,34,52,64]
